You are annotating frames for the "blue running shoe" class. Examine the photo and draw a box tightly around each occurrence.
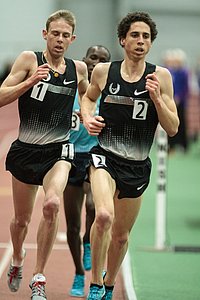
[83,243,91,271]
[102,286,114,300]
[102,271,114,300]
[87,284,105,300]
[69,274,85,297]
[102,270,106,279]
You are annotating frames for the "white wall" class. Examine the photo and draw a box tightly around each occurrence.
[0,0,55,66]
[54,0,119,60]
[0,0,200,71]
[117,0,200,66]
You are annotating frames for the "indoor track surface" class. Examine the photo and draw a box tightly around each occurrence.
[0,102,126,299]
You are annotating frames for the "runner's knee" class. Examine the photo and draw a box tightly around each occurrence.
[43,196,60,221]
[112,231,129,248]
[12,215,31,228]
[96,209,114,232]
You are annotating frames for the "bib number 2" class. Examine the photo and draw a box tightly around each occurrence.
[132,100,148,120]
[92,154,107,168]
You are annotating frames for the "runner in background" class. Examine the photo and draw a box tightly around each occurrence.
[64,45,111,297]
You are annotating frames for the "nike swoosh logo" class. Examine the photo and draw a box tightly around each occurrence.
[134,89,147,96]
[137,183,146,190]
[63,79,75,85]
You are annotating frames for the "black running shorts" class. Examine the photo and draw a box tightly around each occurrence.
[89,145,152,199]
[68,152,90,186]
[6,139,75,185]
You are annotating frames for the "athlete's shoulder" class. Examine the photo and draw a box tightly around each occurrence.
[93,62,111,77]
[73,60,87,72]
[73,60,87,78]
[18,51,37,62]
[156,65,172,79]
[13,51,37,75]
[155,65,173,93]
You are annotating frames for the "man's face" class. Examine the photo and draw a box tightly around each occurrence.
[120,21,152,60]
[83,47,110,81]
[43,18,76,58]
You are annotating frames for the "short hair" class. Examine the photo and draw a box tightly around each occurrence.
[117,12,158,43]
[46,10,76,33]
[85,45,111,61]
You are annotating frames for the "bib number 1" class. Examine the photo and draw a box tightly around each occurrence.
[61,143,74,160]
[30,82,48,101]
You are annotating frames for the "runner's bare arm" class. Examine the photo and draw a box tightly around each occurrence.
[74,60,89,104]
[145,67,179,136]
[81,63,110,136]
[0,51,50,108]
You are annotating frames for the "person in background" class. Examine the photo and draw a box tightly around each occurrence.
[195,56,200,93]
[81,11,179,299]
[64,45,111,297]
[163,49,190,153]
[194,56,200,141]
[0,10,88,300]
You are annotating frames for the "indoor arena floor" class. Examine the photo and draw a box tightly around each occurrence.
[0,102,125,300]
[128,142,200,300]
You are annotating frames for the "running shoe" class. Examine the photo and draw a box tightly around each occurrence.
[102,286,114,300]
[69,274,85,297]
[7,264,23,292]
[102,271,114,300]
[87,284,105,300]
[7,249,26,292]
[29,273,47,300]
[83,242,92,271]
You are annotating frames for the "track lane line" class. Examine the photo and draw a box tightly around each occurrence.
[0,240,12,279]
[121,249,137,300]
